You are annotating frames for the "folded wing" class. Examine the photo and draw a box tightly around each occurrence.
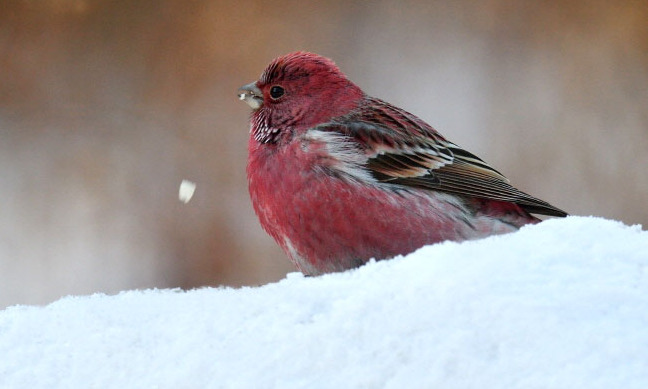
[318,97,567,217]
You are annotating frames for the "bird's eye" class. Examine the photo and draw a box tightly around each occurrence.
[269,85,285,99]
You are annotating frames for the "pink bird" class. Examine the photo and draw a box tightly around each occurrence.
[239,52,566,276]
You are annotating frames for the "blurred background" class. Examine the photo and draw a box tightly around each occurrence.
[1,0,646,308]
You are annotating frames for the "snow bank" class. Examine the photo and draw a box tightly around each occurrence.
[1,216,647,388]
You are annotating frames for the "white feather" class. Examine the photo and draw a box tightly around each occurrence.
[303,129,376,183]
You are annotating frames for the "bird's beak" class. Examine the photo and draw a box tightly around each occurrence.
[238,82,263,110]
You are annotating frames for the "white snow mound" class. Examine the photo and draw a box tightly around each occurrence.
[1,216,647,388]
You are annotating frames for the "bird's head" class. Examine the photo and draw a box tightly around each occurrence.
[238,52,363,143]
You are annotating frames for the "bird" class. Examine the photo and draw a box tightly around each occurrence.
[238,51,566,276]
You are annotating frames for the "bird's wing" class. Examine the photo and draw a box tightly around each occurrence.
[318,97,567,217]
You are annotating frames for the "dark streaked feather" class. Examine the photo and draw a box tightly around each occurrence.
[316,97,568,217]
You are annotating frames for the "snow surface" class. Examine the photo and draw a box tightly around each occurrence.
[1,216,647,389]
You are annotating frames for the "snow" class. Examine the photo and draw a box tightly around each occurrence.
[1,216,647,388]
[178,179,196,203]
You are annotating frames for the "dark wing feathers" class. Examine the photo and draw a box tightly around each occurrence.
[320,97,567,217]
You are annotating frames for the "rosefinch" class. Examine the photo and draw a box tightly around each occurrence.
[239,52,566,276]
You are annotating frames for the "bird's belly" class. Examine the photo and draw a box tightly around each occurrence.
[250,163,479,275]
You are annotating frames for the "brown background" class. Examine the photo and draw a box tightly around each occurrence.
[1,0,647,308]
